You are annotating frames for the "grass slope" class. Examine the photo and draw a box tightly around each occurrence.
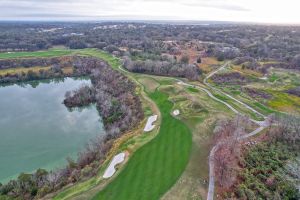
[92,90,192,200]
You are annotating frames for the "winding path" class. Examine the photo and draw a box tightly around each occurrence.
[204,62,266,119]
[203,63,268,200]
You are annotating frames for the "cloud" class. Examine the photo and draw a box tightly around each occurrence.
[11,13,95,18]
[140,0,250,11]
[182,2,250,11]
[0,0,299,24]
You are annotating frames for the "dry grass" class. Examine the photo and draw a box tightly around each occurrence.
[258,60,279,65]
[267,92,300,114]
[0,66,75,76]
[199,57,219,73]
[62,67,74,75]
[0,66,51,76]
[137,77,160,92]
[231,64,263,77]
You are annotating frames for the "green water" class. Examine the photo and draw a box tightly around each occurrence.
[0,78,104,183]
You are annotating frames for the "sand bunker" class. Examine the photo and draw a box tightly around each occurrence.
[144,115,158,132]
[173,109,180,116]
[103,152,126,178]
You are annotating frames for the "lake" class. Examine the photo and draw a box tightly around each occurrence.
[0,78,104,183]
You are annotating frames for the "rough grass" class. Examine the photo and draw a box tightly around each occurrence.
[62,67,74,75]
[267,91,300,114]
[209,65,300,117]
[253,102,274,115]
[199,57,219,73]
[53,178,99,200]
[187,87,199,93]
[268,73,280,82]
[231,65,263,77]
[0,66,73,77]
[138,77,160,92]
[92,90,192,200]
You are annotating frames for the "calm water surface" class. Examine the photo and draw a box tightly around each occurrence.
[0,78,104,183]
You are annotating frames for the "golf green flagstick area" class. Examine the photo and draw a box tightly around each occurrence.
[92,90,192,200]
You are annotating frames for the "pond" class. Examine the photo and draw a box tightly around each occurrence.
[0,78,104,183]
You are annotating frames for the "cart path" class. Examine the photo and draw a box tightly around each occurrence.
[118,64,268,200]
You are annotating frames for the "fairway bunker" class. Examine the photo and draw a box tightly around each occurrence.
[144,115,158,132]
[103,152,126,179]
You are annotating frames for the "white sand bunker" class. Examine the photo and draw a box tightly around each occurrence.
[103,152,125,179]
[260,76,268,80]
[173,109,180,116]
[144,115,158,132]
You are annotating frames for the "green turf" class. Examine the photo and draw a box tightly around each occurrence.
[268,73,279,82]
[187,87,199,93]
[253,102,274,115]
[77,49,121,70]
[0,49,72,59]
[92,90,192,200]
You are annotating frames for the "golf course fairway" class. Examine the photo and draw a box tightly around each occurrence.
[92,90,192,200]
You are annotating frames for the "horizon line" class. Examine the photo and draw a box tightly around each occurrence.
[0,19,299,26]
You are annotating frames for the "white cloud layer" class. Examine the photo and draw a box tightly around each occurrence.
[0,0,299,24]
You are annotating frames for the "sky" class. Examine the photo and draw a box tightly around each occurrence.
[0,0,299,24]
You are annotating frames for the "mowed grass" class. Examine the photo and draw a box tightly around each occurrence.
[0,49,72,59]
[92,90,192,200]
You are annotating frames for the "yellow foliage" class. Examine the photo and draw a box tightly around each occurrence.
[0,66,51,76]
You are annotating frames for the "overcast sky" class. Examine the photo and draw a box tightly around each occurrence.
[0,0,299,24]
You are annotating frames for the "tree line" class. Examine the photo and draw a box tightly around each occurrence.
[0,22,299,69]
[123,55,201,80]
[212,114,300,199]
